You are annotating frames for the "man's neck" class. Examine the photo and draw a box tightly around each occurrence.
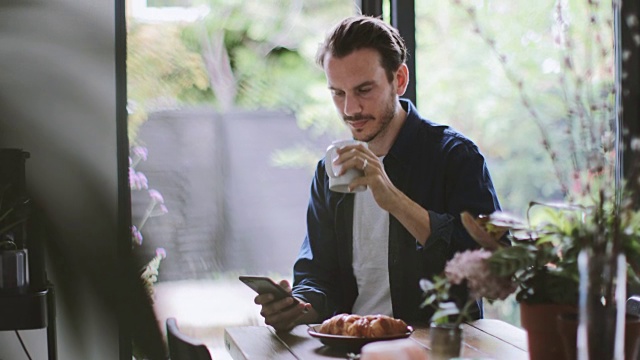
[368,102,407,157]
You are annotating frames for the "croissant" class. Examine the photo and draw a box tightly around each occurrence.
[318,314,408,338]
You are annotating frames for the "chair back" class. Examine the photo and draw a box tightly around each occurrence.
[166,317,212,360]
[629,296,640,316]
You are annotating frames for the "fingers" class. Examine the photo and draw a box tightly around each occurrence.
[341,155,375,176]
[334,145,376,176]
[262,299,308,332]
[259,296,298,317]
[254,292,274,305]
[336,142,368,154]
[303,302,313,313]
[335,144,369,161]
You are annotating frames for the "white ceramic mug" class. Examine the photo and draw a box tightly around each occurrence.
[324,139,368,193]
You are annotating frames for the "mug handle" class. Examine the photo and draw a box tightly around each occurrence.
[324,145,339,178]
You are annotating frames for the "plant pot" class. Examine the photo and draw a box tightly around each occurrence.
[557,313,640,360]
[429,322,462,360]
[520,302,577,360]
[557,312,579,360]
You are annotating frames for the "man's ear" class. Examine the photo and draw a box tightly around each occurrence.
[395,63,409,96]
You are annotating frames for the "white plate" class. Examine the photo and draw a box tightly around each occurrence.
[307,324,414,352]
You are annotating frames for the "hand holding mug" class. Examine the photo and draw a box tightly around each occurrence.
[325,139,368,193]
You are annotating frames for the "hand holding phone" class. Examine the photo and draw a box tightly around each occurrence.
[239,276,300,305]
[241,276,315,331]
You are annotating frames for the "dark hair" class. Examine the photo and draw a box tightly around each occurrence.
[316,15,407,82]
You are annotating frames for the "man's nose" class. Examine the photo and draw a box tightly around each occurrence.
[343,95,362,117]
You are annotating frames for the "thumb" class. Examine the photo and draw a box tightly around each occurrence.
[279,279,292,293]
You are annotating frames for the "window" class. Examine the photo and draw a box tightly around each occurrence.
[122,0,627,356]
[415,0,617,325]
[126,1,354,357]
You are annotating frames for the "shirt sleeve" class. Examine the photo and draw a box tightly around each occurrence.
[291,161,340,320]
[422,138,501,254]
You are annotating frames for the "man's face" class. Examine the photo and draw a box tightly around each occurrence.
[324,48,400,143]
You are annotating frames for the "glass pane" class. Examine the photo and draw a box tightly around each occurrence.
[126,1,354,357]
[415,0,615,326]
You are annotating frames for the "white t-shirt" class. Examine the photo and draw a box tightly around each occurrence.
[351,160,393,316]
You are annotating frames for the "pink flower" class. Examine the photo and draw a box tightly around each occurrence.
[148,189,164,203]
[130,146,149,168]
[156,247,167,259]
[444,249,517,301]
[129,169,148,190]
[137,172,149,189]
[137,190,168,230]
[132,146,148,161]
[131,226,144,246]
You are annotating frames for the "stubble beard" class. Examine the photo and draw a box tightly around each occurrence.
[357,90,397,143]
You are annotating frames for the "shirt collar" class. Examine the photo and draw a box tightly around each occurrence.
[387,99,422,165]
[388,99,450,166]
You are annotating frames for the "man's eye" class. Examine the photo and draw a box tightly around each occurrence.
[358,88,372,94]
[332,90,345,97]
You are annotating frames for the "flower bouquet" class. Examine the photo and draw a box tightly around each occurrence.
[420,248,517,326]
[419,229,518,360]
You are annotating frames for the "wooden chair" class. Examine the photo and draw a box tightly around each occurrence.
[628,296,640,316]
[166,317,212,360]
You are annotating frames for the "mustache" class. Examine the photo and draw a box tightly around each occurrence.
[343,114,375,121]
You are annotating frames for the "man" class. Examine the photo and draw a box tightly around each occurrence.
[255,15,501,331]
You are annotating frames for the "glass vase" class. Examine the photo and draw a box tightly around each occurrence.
[429,322,462,360]
[577,248,627,360]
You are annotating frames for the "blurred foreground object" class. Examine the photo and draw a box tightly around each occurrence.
[360,338,427,360]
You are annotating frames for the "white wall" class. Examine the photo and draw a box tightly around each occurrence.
[0,0,120,358]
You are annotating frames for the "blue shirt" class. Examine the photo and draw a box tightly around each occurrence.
[292,99,501,324]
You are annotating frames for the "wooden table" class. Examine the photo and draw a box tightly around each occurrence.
[224,319,528,359]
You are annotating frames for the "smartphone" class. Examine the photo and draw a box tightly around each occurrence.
[239,275,300,304]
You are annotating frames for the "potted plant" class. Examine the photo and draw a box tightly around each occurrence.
[460,207,579,359]
[459,202,640,360]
